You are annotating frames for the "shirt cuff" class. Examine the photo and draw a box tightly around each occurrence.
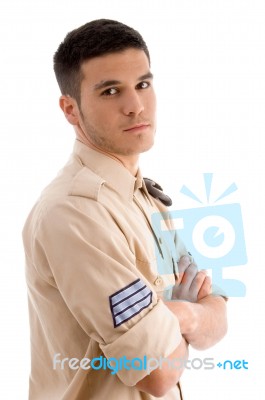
[100,299,182,386]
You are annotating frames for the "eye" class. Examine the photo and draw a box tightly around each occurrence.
[101,87,119,96]
[137,81,150,89]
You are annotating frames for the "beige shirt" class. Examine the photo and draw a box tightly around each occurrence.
[23,140,190,400]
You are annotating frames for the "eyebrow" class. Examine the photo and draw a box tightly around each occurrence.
[93,72,154,91]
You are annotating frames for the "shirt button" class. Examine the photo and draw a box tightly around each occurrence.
[158,237,163,244]
[154,276,163,286]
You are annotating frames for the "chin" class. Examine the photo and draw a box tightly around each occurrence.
[118,135,155,156]
[139,143,154,154]
[140,136,155,153]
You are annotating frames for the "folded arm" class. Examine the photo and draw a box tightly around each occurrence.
[165,295,227,350]
[164,256,228,350]
[136,337,188,397]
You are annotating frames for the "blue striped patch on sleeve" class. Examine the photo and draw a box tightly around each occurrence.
[109,279,152,328]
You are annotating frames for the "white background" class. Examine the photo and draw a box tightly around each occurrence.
[1,0,264,398]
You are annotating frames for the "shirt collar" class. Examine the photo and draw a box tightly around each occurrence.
[73,140,143,201]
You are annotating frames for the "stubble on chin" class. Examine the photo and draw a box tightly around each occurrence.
[81,114,155,156]
[86,131,154,157]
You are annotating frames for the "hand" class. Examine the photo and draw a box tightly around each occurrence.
[197,274,212,301]
[172,256,211,303]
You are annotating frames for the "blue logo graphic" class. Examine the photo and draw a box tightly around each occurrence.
[216,359,248,370]
[53,353,248,373]
[151,173,247,297]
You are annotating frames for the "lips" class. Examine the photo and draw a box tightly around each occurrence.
[123,123,150,132]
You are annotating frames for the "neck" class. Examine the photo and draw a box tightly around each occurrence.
[75,129,139,176]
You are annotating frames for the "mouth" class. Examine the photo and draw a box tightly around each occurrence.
[123,123,150,133]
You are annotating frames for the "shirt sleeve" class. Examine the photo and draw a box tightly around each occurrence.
[32,199,182,386]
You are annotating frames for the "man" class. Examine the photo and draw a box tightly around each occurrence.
[22,19,227,399]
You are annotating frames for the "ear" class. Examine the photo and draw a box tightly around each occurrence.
[59,95,80,125]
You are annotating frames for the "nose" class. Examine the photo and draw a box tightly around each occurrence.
[121,90,144,116]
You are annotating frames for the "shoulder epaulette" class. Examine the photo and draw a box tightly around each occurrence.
[69,167,105,200]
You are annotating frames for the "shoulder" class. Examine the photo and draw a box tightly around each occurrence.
[23,160,107,239]
[41,156,106,208]
[69,166,105,200]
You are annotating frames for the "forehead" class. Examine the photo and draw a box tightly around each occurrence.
[80,48,150,85]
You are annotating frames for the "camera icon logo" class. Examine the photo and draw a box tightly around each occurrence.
[173,203,246,268]
[152,174,247,297]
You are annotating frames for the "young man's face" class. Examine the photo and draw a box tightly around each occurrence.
[77,48,156,157]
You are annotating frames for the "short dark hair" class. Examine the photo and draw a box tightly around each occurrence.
[53,19,150,105]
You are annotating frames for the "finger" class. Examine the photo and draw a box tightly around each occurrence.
[177,256,195,281]
[190,270,208,295]
[179,263,198,288]
[177,255,191,272]
[176,256,190,283]
[198,276,212,300]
